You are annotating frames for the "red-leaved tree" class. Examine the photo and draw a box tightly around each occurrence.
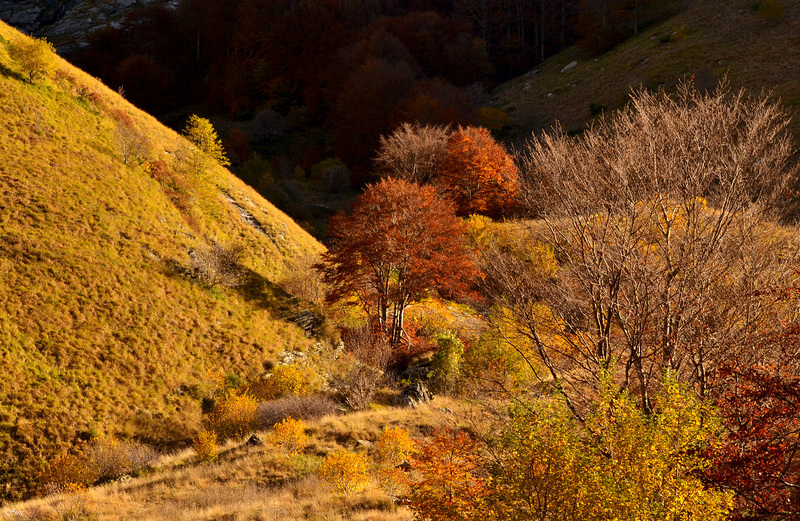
[439,126,519,218]
[317,178,478,348]
[708,327,800,520]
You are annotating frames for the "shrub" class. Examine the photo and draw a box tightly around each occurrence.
[183,114,230,167]
[332,325,390,410]
[8,34,57,83]
[255,395,338,428]
[251,365,311,401]
[189,242,246,289]
[115,119,149,165]
[84,436,157,482]
[193,430,218,461]
[375,427,414,466]
[207,387,259,440]
[429,332,464,395]
[475,107,511,134]
[318,449,371,495]
[42,482,94,520]
[269,417,309,457]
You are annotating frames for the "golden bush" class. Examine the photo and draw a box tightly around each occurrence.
[375,427,413,466]
[193,430,219,461]
[269,417,308,457]
[208,388,259,440]
[252,365,311,400]
[318,449,371,496]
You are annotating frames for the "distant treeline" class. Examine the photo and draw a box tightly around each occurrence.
[72,0,681,179]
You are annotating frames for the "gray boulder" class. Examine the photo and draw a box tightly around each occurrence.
[394,382,433,408]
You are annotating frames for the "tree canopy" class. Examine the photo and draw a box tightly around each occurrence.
[318,178,478,347]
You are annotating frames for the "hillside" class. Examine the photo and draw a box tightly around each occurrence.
[0,20,324,502]
[494,0,800,143]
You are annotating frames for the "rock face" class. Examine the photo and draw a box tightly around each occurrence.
[394,382,433,408]
[0,0,179,54]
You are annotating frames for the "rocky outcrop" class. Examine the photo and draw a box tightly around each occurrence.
[394,382,433,408]
[0,0,179,54]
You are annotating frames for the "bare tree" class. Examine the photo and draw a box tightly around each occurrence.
[115,120,150,165]
[190,242,246,288]
[373,122,450,183]
[483,81,799,417]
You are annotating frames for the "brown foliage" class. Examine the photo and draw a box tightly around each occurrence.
[255,395,339,428]
[486,81,798,417]
[189,242,246,289]
[374,122,450,184]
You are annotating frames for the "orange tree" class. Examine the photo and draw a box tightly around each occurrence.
[439,126,519,218]
[317,178,478,348]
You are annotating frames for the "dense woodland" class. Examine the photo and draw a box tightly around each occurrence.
[72,0,681,188]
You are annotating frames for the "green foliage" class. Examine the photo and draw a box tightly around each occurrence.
[182,114,230,167]
[429,332,464,395]
[8,34,57,83]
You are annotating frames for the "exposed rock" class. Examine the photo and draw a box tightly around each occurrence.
[277,350,308,365]
[394,382,433,408]
[400,365,430,382]
[245,434,264,446]
[284,310,322,337]
[561,60,578,73]
[357,439,373,449]
[0,0,178,54]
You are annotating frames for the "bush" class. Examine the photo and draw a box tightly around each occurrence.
[269,417,308,456]
[333,325,390,410]
[189,242,246,289]
[41,482,94,520]
[256,395,338,428]
[375,427,414,466]
[8,34,57,83]
[475,107,511,134]
[429,332,464,395]
[251,364,312,401]
[207,387,259,440]
[193,430,218,461]
[318,449,371,495]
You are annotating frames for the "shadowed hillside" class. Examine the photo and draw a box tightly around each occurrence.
[494,0,800,143]
[0,20,324,502]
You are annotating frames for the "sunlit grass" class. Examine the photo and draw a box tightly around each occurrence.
[0,19,324,502]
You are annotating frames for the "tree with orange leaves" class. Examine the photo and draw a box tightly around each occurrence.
[318,178,477,348]
[405,429,488,521]
[439,126,519,218]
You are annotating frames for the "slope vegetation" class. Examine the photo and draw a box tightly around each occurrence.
[0,20,323,501]
[495,0,800,142]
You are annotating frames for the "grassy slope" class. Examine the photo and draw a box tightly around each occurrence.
[0,20,324,501]
[495,0,800,143]
[8,397,476,521]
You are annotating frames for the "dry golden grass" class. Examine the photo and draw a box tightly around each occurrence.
[7,398,473,520]
[0,19,325,502]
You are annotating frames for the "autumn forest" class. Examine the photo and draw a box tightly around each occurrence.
[2,0,800,520]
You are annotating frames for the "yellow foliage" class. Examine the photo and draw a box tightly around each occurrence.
[208,387,258,440]
[252,365,312,400]
[375,426,414,466]
[270,417,308,456]
[318,449,371,495]
[183,114,230,167]
[193,430,218,461]
[8,34,57,82]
